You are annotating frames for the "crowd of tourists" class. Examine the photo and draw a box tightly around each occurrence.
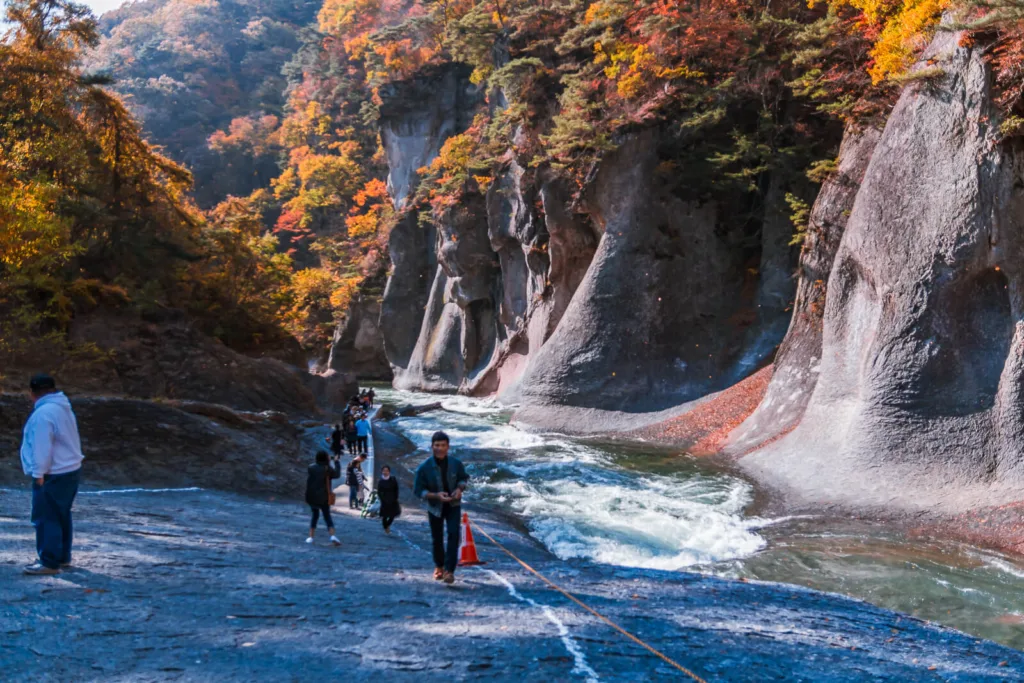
[17,375,470,586]
[306,386,469,584]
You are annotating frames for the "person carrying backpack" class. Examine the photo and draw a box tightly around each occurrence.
[305,451,341,546]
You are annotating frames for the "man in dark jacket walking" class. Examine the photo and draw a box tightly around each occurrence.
[413,431,469,584]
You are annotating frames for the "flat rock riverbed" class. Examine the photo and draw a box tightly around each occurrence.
[1,487,1022,682]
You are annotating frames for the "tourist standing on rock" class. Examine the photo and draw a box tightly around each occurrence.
[367,388,375,407]
[327,424,344,458]
[346,453,367,509]
[413,431,469,585]
[20,374,84,576]
[376,465,401,535]
[355,414,370,455]
[305,451,341,546]
[344,416,358,455]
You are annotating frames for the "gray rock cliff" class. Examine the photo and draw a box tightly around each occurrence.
[738,30,1024,512]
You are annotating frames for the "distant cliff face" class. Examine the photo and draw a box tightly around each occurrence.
[734,30,1024,512]
[368,66,802,425]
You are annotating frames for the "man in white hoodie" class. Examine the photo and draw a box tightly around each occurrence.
[20,374,84,575]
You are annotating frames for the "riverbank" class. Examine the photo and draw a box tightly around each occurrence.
[2,484,1023,681]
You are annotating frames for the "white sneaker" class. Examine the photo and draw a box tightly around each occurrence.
[305,537,314,544]
[330,536,341,546]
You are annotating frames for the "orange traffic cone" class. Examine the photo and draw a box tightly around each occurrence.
[458,512,485,566]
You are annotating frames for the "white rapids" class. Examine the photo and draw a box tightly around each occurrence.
[378,389,767,571]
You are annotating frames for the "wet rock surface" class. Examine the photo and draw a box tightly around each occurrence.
[1,487,1022,682]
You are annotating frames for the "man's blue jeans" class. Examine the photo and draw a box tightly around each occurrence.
[349,485,359,509]
[31,468,81,569]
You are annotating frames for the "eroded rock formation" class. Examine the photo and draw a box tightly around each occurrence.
[376,67,600,396]
[371,71,801,423]
[736,30,1024,511]
[724,125,881,455]
[514,132,796,431]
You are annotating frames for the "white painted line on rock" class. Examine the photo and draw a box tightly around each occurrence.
[395,529,598,681]
[365,405,378,492]
[480,567,599,682]
[87,487,204,495]
[0,486,203,495]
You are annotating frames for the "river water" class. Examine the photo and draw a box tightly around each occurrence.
[375,388,1024,650]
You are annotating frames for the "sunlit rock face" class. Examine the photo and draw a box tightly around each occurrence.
[513,131,798,432]
[738,30,1024,510]
[374,67,599,395]
[371,64,802,425]
[725,125,881,455]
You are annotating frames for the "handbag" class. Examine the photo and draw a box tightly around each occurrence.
[325,466,336,506]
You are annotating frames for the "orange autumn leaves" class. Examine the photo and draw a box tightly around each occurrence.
[816,0,949,83]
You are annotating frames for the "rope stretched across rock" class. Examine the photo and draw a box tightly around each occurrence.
[470,520,709,683]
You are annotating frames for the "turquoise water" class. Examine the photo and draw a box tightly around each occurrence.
[376,388,1024,650]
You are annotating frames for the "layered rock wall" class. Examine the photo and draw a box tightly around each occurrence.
[725,125,881,454]
[736,30,1024,511]
[372,76,800,425]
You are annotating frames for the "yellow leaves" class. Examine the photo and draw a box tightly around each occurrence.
[430,134,476,177]
[823,0,949,83]
[272,166,299,200]
[595,41,694,100]
[867,0,948,83]
[346,212,379,239]
[317,0,380,38]
[473,175,493,192]
[328,276,362,311]
[0,179,75,271]
[584,1,623,25]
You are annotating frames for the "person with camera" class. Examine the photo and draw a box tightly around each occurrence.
[305,450,341,546]
[413,431,469,585]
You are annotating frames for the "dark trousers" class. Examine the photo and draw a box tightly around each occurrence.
[349,485,360,508]
[309,504,334,530]
[381,515,395,530]
[356,436,368,454]
[32,468,81,569]
[346,438,357,454]
[428,505,461,573]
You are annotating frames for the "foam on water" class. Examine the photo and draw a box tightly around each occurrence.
[379,388,766,571]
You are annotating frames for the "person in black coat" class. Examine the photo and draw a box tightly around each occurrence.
[376,465,401,534]
[305,451,341,546]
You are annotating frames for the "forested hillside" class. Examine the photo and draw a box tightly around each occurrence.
[89,0,320,206]
[0,0,322,392]
[6,0,1024,387]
